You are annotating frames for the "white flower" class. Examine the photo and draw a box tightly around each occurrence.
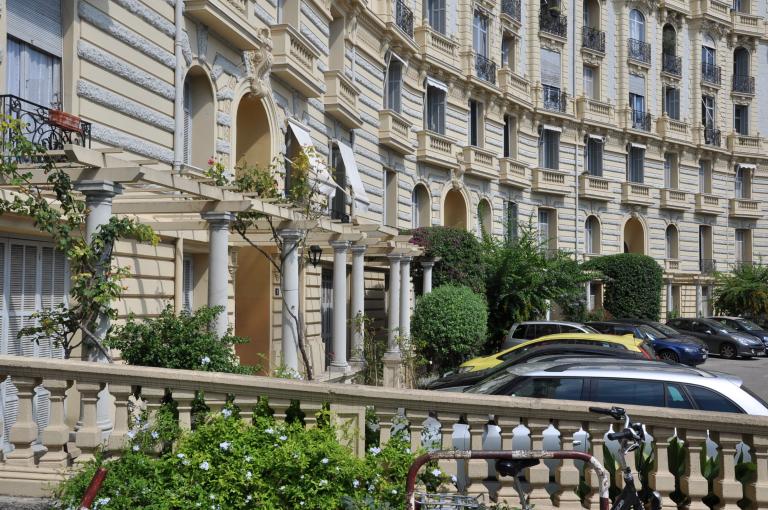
[279,435,287,441]
[369,446,381,455]
[352,479,360,488]
[245,495,252,503]
[201,356,211,365]
[245,455,252,462]
[126,430,137,439]
[177,453,186,459]
[182,459,190,466]
[368,484,375,493]
[321,457,329,464]
[219,441,231,451]
[451,475,458,484]
[319,479,328,486]
[246,471,252,480]
[151,431,159,439]
[209,494,216,500]
[221,408,232,418]
[264,427,274,434]
[199,461,210,471]
[132,444,140,452]
[405,448,411,454]
[96,497,110,506]
[279,486,286,492]
[300,502,305,506]
[391,489,397,495]
[293,453,299,459]
[431,468,441,477]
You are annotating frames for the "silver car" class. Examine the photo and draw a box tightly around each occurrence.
[502,321,598,349]
[465,357,768,416]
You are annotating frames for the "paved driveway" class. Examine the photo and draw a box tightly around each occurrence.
[700,355,768,402]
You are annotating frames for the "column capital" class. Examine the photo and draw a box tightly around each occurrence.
[202,212,235,226]
[74,180,123,199]
[421,260,435,269]
[330,240,350,252]
[277,228,305,242]
[350,244,367,255]
[387,253,402,262]
[400,255,412,264]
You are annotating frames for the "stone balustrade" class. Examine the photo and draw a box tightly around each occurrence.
[1,355,768,509]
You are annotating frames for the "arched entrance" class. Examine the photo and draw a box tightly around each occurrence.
[443,189,468,229]
[235,93,271,171]
[411,184,431,228]
[623,217,646,254]
[183,67,215,169]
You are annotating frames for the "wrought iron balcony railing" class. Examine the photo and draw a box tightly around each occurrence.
[475,54,497,84]
[542,84,567,112]
[701,63,721,85]
[0,94,91,153]
[395,0,414,38]
[699,258,717,274]
[501,0,521,21]
[582,26,605,53]
[704,127,721,146]
[662,53,682,76]
[628,39,651,63]
[539,11,567,38]
[631,109,651,131]
[732,74,755,94]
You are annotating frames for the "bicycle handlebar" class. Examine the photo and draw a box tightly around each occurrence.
[589,406,626,421]
[607,429,634,441]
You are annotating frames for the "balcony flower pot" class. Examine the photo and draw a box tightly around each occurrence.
[49,110,82,133]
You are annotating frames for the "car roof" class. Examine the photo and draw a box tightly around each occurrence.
[708,316,742,320]
[515,321,587,326]
[533,332,637,342]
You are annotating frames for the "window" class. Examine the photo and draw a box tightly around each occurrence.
[539,128,560,170]
[411,185,430,228]
[385,60,403,113]
[701,95,716,129]
[426,84,446,134]
[508,377,584,400]
[699,160,712,194]
[662,24,676,56]
[505,201,518,242]
[666,225,679,260]
[699,225,713,269]
[664,87,680,120]
[735,229,752,264]
[384,170,398,227]
[468,99,483,146]
[585,216,600,254]
[627,146,644,183]
[733,47,750,79]
[503,115,516,158]
[664,153,678,189]
[735,166,746,198]
[427,0,446,34]
[685,385,743,413]
[583,65,598,99]
[330,144,347,220]
[540,49,562,108]
[592,378,665,407]
[6,37,61,108]
[586,137,603,176]
[502,35,515,69]
[511,324,528,339]
[702,41,716,68]
[538,208,556,251]
[666,384,694,409]
[629,9,645,42]
[182,256,194,313]
[629,74,646,129]
[473,10,489,57]
[734,104,749,135]
[733,0,747,13]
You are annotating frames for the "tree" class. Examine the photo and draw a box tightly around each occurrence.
[0,117,157,359]
[410,226,486,294]
[713,263,768,321]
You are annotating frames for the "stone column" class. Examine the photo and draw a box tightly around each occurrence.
[202,212,233,338]
[585,281,592,311]
[666,280,674,315]
[421,260,435,294]
[279,229,303,372]
[330,241,350,370]
[349,245,366,365]
[399,256,412,340]
[695,283,702,317]
[383,254,402,388]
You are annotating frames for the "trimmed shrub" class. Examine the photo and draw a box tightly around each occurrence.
[410,227,486,294]
[583,253,663,320]
[411,285,488,374]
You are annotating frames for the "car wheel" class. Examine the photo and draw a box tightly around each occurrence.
[658,350,679,363]
[719,343,737,359]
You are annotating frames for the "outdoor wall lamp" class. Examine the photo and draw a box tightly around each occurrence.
[308,245,323,267]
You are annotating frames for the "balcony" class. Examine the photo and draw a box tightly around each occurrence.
[665,259,681,272]
[662,53,682,77]
[539,10,567,39]
[582,27,605,53]
[656,116,689,139]
[701,63,721,86]
[727,133,762,155]
[732,75,755,95]
[323,71,361,129]
[732,11,763,36]
[621,182,655,206]
[415,130,457,169]
[660,189,690,211]
[630,109,652,131]
[694,193,722,215]
[703,127,721,147]
[628,39,651,65]
[501,0,521,22]
[691,0,731,22]
[0,95,91,151]
[498,68,531,105]
[394,0,414,38]
[474,54,497,85]
[532,167,571,195]
[378,110,413,155]
[578,174,611,201]
[414,26,459,71]
[575,97,613,124]
[461,146,497,180]
[729,198,762,219]
[699,258,717,275]
[499,158,529,188]
[541,85,567,113]
[185,0,263,49]
[271,25,323,98]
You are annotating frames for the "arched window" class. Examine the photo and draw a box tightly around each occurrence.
[733,47,750,79]
[583,0,600,29]
[411,184,430,228]
[665,224,679,260]
[585,215,601,254]
[477,199,492,236]
[629,10,645,42]
[183,68,215,169]
[662,24,676,56]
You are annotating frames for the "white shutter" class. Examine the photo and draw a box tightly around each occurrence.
[1,380,18,453]
[183,82,192,165]
[33,386,50,445]
[8,0,63,58]
[629,74,645,96]
[183,257,194,313]
[540,49,561,86]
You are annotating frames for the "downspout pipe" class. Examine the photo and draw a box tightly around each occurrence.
[173,0,185,172]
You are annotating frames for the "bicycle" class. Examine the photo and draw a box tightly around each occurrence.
[589,405,662,510]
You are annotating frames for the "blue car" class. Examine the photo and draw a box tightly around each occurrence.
[587,321,708,366]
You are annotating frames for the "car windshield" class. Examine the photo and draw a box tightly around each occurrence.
[736,319,762,331]
[713,321,738,332]
[465,365,531,394]
[639,324,667,339]
[652,322,680,336]
[583,325,600,333]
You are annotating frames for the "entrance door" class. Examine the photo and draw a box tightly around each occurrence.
[321,269,333,369]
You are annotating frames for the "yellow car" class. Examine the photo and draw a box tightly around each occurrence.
[458,333,652,372]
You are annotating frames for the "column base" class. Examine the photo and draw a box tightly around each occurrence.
[383,351,403,389]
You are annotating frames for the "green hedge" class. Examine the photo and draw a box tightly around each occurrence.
[583,253,663,320]
[411,285,488,373]
[410,227,486,294]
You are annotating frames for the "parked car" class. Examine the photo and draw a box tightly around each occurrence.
[588,320,708,366]
[458,333,653,373]
[708,316,768,354]
[666,317,765,359]
[502,321,598,349]
[425,344,645,391]
[464,357,768,415]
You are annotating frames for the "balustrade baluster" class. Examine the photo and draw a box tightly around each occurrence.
[715,433,744,510]
[203,391,227,417]
[173,389,197,430]
[585,421,605,508]
[482,418,502,500]
[452,416,471,493]
[496,418,526,502]
[4,377,42,467]
[141,387,166,427]
[302,402,324,429]
[650,427,678,509]
[682,430,711,510]
[376,407,397,446]
[746,435,768,507]
[74,381,106,464]
[407,410,426,453]
[269,398,292,424]
[527,419,554,507]
[555,420,583,509]
[234,395,259,425]
[435,413,461,489]
[38,379,72,469]
[465,414,490,496]
[106,384,131,453]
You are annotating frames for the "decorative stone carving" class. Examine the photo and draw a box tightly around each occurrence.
[243,29,273,97]
[539,37,564,51]
[197,24,209,63]
[625,0,659,17]
[663,10,684,30]
[700,19,729,40]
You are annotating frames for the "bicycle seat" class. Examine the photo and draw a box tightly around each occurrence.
[495,458,540,477]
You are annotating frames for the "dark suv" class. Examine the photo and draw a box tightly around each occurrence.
[588,321,707,365]
[667,318,765,359]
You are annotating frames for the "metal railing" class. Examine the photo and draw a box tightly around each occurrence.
[474,54,497,84]
[542,85,567,112]
[732,74,755,94]
[395,0,414,38]
[701,63,721,85]
[700,258,717,274]
[628,39,651,63]
[704,127,721,146]
[582,26,605,52]
[662,53,682,76]
[631,109,651,131]
[539,11,567,38]
[501,0,521,21]
[0,94,91,153]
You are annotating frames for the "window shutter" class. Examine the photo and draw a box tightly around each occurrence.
[629,74,645,97]
[8,0,63,58]
[540,49,561,86]
[183,82,192,165]
[33,386,50,445]
[1,380,19,453]
[183,257,194,313]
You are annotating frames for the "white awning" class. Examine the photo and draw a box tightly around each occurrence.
[738,163,757,170]
[336,141,370,214]
[426,76,448,92]
[287,119,337,197]
[587,134,605,141]
[630,142,646,150]
[541,124,563,133]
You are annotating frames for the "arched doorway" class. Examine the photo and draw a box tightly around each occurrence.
[183,67,215,169]
[235,93,271,171]
[623,217,645,254]
[444,189,468,229]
